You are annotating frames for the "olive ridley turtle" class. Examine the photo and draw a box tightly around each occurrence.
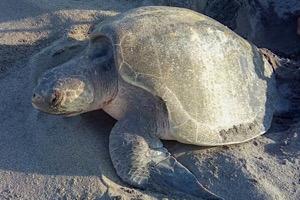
[31,6,296,199]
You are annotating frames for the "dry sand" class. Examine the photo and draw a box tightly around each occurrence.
[0,1,299,200]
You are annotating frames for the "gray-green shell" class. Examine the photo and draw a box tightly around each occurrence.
[95,6,277,146]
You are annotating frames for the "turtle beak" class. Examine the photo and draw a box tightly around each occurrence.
[31,89,63,112]
[32,92,43,109]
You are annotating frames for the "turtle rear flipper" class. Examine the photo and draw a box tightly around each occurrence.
[109,115,222,200]
[259,48,300,80]
[260,48,300,120]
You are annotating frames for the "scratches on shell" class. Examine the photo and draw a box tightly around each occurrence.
[163,86,198,125]
[163,86,227,144]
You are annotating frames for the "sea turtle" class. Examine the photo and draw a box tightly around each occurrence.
[31,6,294,199]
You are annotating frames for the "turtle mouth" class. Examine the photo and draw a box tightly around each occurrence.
[43,106,83,116]
[32,95,82,117]
[63,110,83,117]
[32,101,43,111]
[32,106,83,117]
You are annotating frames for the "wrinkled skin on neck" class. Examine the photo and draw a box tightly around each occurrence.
[32,35,118,116]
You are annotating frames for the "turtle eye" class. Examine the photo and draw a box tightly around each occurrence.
[50,90,62,107]
[89,47,109,60]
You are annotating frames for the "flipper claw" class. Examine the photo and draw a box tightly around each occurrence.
[149,156,223,199]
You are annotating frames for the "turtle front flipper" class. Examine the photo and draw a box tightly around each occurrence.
[109,116,222,199]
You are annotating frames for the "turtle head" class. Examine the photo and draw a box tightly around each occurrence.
[32,35,118,116]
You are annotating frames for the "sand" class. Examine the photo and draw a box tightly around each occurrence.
[0,0,299,199]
